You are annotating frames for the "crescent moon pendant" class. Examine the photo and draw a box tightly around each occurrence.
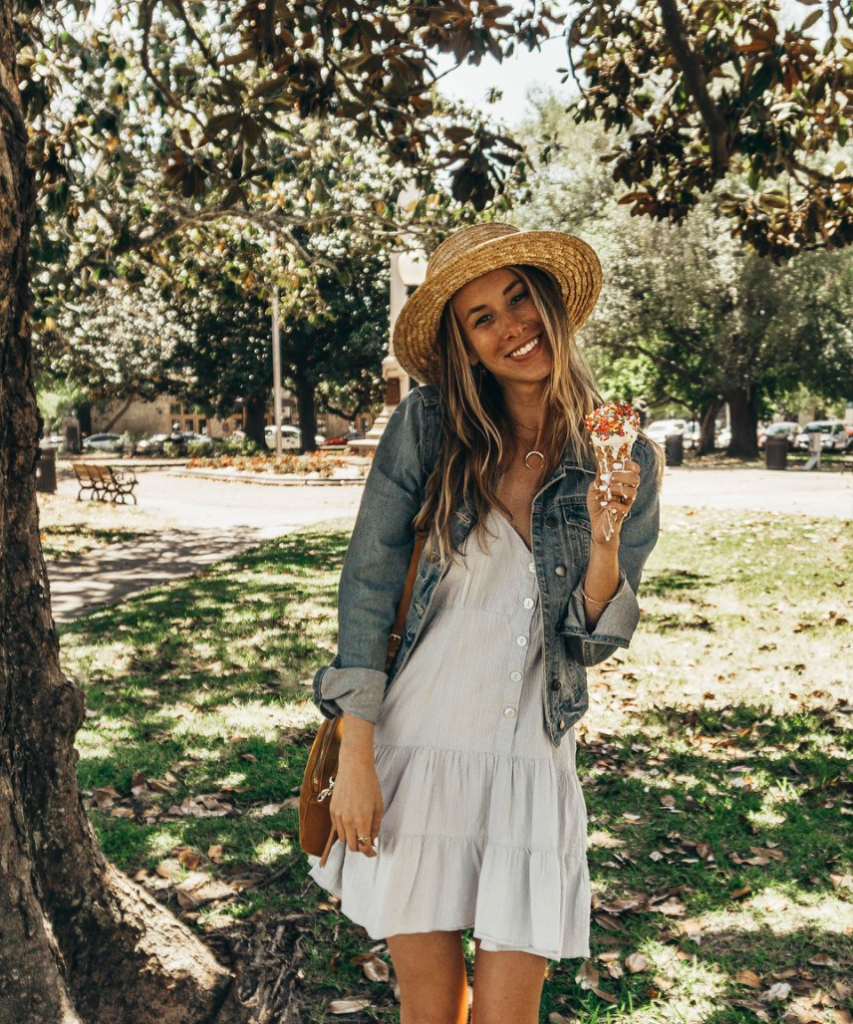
[524,450,545,469]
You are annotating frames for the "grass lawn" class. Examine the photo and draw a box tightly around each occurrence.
[58,507,853,1023]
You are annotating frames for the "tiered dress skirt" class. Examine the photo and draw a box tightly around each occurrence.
[307,508,591,960]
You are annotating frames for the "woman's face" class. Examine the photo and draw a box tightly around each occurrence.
[449,267,552,388]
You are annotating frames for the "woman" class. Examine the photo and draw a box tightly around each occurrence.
[308,223,662,1024]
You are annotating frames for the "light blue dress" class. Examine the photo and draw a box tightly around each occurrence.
[308,508,591,960]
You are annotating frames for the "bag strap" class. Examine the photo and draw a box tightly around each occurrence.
[385,531,427,672]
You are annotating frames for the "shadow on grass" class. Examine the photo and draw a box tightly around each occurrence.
[640,568,710,597]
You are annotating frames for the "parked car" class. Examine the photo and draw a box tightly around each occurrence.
[263,425,326,451]
[181,431,215,449]
[716,427,731,449]
[82,433,123,452]
[39,433,65,450]
[321,430,365,447]
[645,419,687,443]
[795,420,849,453]
[680,422,701,450]
[135,433,170,455]
[758,421,799,450]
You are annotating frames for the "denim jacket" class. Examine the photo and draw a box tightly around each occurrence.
[312,383,660,747]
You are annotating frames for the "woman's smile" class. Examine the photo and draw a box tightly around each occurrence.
[506,333,542,361]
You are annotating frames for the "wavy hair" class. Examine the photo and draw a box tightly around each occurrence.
[411,265,663,563]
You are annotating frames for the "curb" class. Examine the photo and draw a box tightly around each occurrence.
[170,468,366,487]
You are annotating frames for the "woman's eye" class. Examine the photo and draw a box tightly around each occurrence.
[511,291,529,304]
[475,313,492,326]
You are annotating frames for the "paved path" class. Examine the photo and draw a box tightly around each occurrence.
[43,464,363,623]
[660,466,853,519]
[41,461,851,624]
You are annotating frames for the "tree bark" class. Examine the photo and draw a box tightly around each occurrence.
[77,399,92,436]
[293,374,318,454]
[695,398,722,456]
[243,388,269,448]
[0,9,238,1022]
[724,387,760,459]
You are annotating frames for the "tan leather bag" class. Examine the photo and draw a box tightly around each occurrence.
[299,532,427,866]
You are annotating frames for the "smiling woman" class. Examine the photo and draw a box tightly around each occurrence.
[307,222,663,1024]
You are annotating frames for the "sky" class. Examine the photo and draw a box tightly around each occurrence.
[434,31,576,129]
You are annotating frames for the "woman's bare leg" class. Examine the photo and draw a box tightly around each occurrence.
[386,930,470,1024]
[470,938,547,1024]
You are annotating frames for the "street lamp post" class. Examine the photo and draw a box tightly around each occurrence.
[270,231,283,461]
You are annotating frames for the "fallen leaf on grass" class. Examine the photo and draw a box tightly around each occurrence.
[168,795,234,818]
[92,786,122,808]
[730,998,772,1021]
[736,969,763,988]
[328,998,373,1014]
[130,771,148,795]
[762,982,792,1002]
[156,858,183,881]
[807,952,836,967]
[597,950,621,963]
[110,807,135,818]
[624,952,648,973]
[593,914,623,931]
[208,844,223,864]
[575,960,599,989]
[177,848,200,870]
[350,953,390,983]
[174,873,235,909]
[652,896,686,916]
[782,998,824,1023]
[679,919,702,943]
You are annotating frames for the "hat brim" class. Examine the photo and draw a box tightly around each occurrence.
[392,230,602,384]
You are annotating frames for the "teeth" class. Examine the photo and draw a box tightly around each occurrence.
[509,335,540,359]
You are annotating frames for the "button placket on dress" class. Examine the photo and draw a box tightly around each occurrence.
[495,524,541,754]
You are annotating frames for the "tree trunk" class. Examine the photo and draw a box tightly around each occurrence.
[243,388,268,448]
[77,399,92,436]
[0,11,238,1022]
[695,398,721,456]
[293,375,318,454]
[102,394,133,433]
[725,386,760,459]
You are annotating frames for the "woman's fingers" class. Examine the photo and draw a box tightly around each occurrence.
[333,814,379,857]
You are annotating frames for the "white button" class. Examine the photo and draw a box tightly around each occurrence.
[510,670,522,682]
[523,597,534,609]
[503,707,517,718]
[516,636,528,647]
[528,561,536,574]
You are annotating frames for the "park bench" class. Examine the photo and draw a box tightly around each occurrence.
[72,462,138,504]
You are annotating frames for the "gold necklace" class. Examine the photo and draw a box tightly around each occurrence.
[510,418,548,470]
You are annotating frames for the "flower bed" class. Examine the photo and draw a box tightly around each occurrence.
[185,452,371,479]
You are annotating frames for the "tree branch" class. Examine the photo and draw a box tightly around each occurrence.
[657,0,730,175]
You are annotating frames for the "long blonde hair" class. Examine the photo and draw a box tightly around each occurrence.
[412,264,615,563]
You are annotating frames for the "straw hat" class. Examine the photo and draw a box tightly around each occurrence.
[392,222,602,384]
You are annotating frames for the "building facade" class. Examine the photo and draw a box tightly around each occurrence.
[90,392,373,441]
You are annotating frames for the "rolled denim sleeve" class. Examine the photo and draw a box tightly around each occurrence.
[562,439,660,667]
[312,388,430,723]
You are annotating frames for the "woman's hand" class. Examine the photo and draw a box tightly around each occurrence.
[329,719,383,858]
[586,458,641,548]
